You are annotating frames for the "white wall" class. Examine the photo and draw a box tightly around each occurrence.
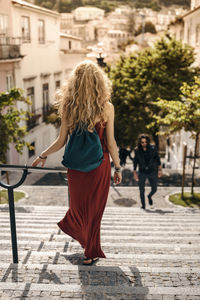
[7,2,86,167]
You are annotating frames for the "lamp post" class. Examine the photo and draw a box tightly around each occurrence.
[140,13,145,44]
[96,52,107,68]
[96,43,107,68]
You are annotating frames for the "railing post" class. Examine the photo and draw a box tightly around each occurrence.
[0,164,67,264]
[0,168,28,263]
[8,187,18,263]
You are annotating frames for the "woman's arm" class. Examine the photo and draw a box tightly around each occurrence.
[32,113,68,167]
[105,102,122,184]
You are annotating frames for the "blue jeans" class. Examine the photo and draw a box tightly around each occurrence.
[138,172,157,207]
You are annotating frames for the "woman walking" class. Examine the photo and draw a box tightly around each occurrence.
[32,60,122,265]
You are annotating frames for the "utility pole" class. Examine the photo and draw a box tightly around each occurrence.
[140,13,145,44]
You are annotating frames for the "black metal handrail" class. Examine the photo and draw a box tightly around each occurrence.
[0,164,67,264]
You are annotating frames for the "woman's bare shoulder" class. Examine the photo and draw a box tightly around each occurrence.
[105,102,114,113]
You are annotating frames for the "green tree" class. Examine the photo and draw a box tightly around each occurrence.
[159,0,190,7]
[0,88,31,163]
[135,21,157,36]
[110,35,198,149]
[135,0,161,10]
[151,76,200,195]
[35,0,56,9]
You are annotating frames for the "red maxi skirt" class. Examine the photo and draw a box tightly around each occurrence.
[57,124,111,259]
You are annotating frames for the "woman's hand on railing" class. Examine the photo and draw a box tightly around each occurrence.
[31,156,47,167]
[114,171,122,185]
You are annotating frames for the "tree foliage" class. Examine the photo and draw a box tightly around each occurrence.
[135,21,157,36]
[151,77,200,135]
[110,35,198,149]
[33,0,190,13]
[0,88,31,163]
[151,76,200,194]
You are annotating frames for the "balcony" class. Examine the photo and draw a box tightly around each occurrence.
[42,104,51,122]
[26,108,42,131]
[0,36,22,60]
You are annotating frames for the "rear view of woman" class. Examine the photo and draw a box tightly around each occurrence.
[32,60,122,265]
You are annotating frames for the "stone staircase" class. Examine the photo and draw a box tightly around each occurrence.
[0,205,200,300]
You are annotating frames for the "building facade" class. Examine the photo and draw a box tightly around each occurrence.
[73,7,104,22]
[0,0,86,167]
[166,3,200,170]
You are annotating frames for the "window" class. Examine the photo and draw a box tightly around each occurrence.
[27,87,38,130]
[38,19,45,44]
[187,26,190,44]
[27,87,35,113]
[180,28,184,41]
[28,142,35,158]
[55,80,60,90]
[6,74,14,91]
[42,83,49,121]
[0,14,8,35]
[21,16,31,43]
[69,40,71,50]
[196,24,200,45]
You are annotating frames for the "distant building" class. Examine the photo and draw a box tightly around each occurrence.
[73,7,105,22]
[0,0,86,167]
[165,3,200,170]
[191,0,200,9]
[106,30,131,51]
[72,22,96,43]
[60,33,82,52]
[60,13,74,35]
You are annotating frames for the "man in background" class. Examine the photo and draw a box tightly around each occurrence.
[133,134,162,209]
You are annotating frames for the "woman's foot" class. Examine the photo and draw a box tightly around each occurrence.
[82,257,99,265]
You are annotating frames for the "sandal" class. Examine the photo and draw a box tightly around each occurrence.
[82,257,99,265]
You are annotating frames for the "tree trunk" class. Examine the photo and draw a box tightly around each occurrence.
[191,132,199,195]
[181,145,187,199]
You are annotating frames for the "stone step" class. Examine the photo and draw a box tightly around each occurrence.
[1,232,200,244]
[1,282,200,299]
[1,257,198,269]
[1,223,200,233]
[1,206,200,214]
[0,204,199,299]
[0,263,199,289]
[1,262,200,275]
[0,240,199,255]
[1,216,200,227]
[1,207,200,218]
[1,204,200,214]
[0,250,199,263]
[1,226,200,236]
[1,209,200,217]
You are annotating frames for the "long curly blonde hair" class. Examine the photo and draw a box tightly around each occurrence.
[55,60,112,133]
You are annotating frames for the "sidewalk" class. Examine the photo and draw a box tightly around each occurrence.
[16,185,182,208]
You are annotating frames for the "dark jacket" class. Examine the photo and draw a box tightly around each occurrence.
[133,145,161,174]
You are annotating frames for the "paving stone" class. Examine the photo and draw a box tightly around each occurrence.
[0,187,200,299]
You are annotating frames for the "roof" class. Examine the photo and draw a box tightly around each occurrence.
[74,6,104,13]
[108,30,129,34]
[60,33,82,41]
[182,5,200,18]
[12,0,60,17]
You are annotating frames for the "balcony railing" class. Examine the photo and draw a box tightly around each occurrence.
[42,103,51,122]
[26,108,42,131]
[0,36,22,60]
[26,105,52,131]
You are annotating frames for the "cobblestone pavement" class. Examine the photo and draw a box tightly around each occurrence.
[1,159,200,299]
[0,203,200,299]
[12,185,200,209]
